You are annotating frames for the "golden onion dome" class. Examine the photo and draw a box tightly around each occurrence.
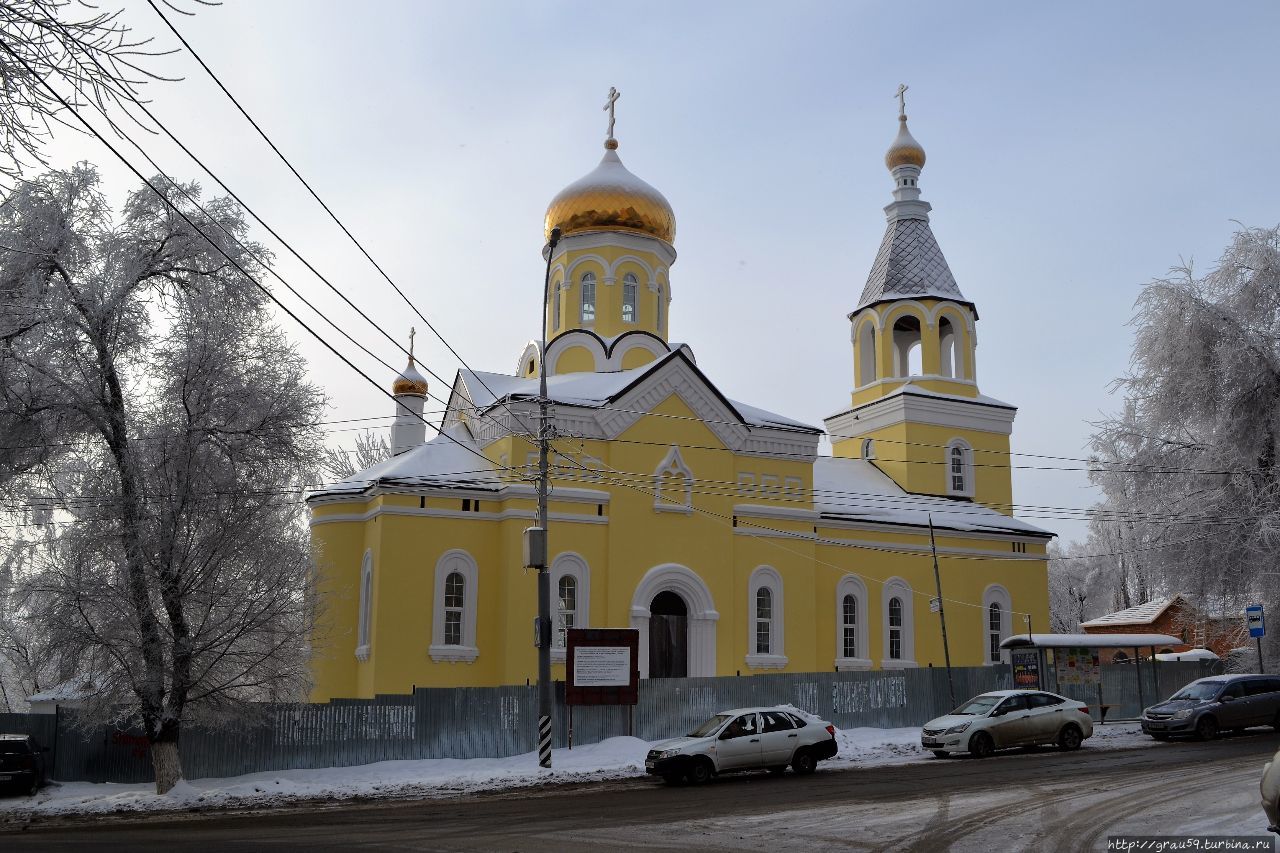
[885,115,927,171]
[544,140,675,244]
[392,357,429,396]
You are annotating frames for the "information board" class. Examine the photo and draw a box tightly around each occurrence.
[565,628,639,706]
[1248,604,1266,639]
[1010,648,1041,689]
[1054,646,1100,687]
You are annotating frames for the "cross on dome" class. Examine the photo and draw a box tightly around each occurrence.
[895,83,909,118]
[604,86,620,141]
[408,326,416,362]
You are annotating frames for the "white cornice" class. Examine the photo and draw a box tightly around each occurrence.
[546,231,677,266]
[310,505,610,528]
[825,389,1017,438]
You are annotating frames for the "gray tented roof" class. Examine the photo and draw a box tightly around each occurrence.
[856,217,968,311]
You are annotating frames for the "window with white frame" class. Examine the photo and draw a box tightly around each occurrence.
[881,578,916,667]
[861,438,876,460]
[835,575,870,670]
[552,281,562,330]
[653,446,693,512]
[580,272,596,323]
[550,553,591,663]
[430,550,479,662]
[946,439,974,497]
[356,550,373,661]
[557,575,577,648]
[746,566,786,668]
[622,273,637,323]
[982,584,1011,664]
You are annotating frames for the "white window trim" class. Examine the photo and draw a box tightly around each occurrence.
[550,552,591,664]
[653,446,693,513]
[580,272,596,324]
[552,280,562,331]
[622,273,638,323]
[982,584,1012,665]
[881,577,917,668]
[430,549,479,662]
[835,574,871,671]
[946,438,975,498]
[355,549,373,661]
[745,565,787,669]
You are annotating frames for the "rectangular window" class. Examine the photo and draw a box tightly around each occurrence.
[444,612,462,646]
[581,280,596,322]
[889,629,902,660]
[843,626,857,659]
[989,633,1001,663]
[756,621,771,655]
[622,281,636,322]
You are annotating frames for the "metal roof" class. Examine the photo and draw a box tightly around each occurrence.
[856,217,968,311]
[1000,632,1183,650]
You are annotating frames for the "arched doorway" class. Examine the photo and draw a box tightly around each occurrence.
[649,591,688,678]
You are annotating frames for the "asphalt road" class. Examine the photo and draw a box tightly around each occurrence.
[5,733,1279,852]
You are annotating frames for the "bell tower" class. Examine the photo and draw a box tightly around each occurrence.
[826,87,1016,513]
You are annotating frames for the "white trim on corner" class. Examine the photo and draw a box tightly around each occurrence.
[746,565,787,669]
[430,549,480,663]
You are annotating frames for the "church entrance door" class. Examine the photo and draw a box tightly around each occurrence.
[649,590,688,678]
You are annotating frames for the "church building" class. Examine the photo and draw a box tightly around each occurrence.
[306,93,1054,700]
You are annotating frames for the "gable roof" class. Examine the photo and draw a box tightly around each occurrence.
[309,423,502,499]
[1080,596,1186,628]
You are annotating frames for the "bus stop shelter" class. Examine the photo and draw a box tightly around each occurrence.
[1000,632,1183,721]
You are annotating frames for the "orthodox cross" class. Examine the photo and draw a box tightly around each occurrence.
[603,86,620,139]
[408,326,416,360]
[895,83,909,117]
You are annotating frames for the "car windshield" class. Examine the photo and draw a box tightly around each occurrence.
[951,695,1003,716]
[1170,681,1224,701]
[687,714,732,738]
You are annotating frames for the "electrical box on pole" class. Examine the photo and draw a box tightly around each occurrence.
[523,526,546,570]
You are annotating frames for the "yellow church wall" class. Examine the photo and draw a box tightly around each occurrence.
[547,244,669,342]
[620,347,656,370]
[555,345,596,374]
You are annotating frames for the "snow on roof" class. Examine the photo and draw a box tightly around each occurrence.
[1001,632,1183,649]
[27,675,99,703]
[309,424,500,499]
[813,456,1052,537]
[1155,648,1219,662]
[1080,597,1180,628]
[461,353,820,433]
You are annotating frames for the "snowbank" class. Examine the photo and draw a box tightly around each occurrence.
[0,723,1156,821]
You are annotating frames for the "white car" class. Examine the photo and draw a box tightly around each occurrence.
[1260,747,1280,832]
[645,707,839,784]
[921,689,1094,758]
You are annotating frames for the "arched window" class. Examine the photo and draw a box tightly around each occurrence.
[654,446,693,513]
[622,273,637,323]
[1112,650,1130,664]
[550,553,591,663]
[431,550,479,662]
[888,597,903,660]
[656,283,664,329]
[939,317,957,378]
[444,572,465,646]
[861,438,876,460]
[987,603,1002,664]
[356,550,373,661]
[982,585,1011,665]
[835,575,870,669]
[746,565,786,668]
[842,595,858,658]
[857,322,877,387]
[882,577,916,667]
[755,588,772,654]
[946,439,974,497]
[552,281,562,330]
[580,272,596,323]
[893,315,922,377]
[556,575,577,648]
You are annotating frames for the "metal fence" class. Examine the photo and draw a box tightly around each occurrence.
[0,660,1219,784]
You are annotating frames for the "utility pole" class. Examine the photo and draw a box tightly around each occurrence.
[527,226,562,769]
[928,514,956,711]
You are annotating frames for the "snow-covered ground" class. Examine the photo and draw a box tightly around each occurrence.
[0,720,1156,821]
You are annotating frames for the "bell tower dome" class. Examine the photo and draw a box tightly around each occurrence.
[528,88,677,378]
[825,87,1017,512]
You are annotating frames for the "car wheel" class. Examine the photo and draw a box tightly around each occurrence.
[686,759,713,785]
[767,765,787,776]
[968,732,994,759]
[1058,724,1083,751]
[1151,733,1170,741]
[791,749,817,775]
[1194,716,1219,741]
[25,776,39,797]
[931,750,948,759]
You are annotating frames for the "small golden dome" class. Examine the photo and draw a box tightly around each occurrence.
[885,115,926,170]
[544,141,676,244]
[393,357,429,396]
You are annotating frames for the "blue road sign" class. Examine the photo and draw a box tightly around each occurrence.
[1247,604,1266,639]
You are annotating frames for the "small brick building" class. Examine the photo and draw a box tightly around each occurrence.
[1080,595,1244,663]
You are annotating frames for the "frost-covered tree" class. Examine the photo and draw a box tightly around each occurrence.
[0,164,325,792]
[1089,225,1280,654]
[319,429,389,481]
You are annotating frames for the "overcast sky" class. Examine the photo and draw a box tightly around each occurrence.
[41,0,1280,544]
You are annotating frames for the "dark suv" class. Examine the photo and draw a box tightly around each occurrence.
[1142,675,1280,740]
[0,733,48,796]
